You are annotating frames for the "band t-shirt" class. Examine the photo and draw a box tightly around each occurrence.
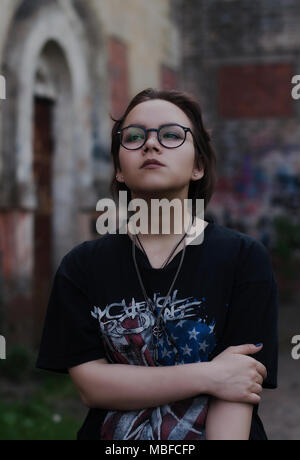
[36,221,278,440]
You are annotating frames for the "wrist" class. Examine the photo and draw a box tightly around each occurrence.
[202,361,218,396]
[186,361,216,396]
[205,361,220,397]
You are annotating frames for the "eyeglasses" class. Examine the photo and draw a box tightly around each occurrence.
[117,123,193,150]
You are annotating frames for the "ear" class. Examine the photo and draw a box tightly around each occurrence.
[191,155,205,182]
[191,167,204,182]
[116,169,125,183]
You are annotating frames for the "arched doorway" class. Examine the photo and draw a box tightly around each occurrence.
[33,41,73,343]
[1,0,98,346]
[33,96,54,339]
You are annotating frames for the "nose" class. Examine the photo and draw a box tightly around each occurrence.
[143,130,160,151]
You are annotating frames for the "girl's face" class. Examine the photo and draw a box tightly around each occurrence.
[117,99,204,199]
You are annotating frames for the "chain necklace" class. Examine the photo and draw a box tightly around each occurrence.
[136,230,188,269]
[131,214,194,365]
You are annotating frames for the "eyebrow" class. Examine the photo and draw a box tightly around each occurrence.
[124,123,182,129]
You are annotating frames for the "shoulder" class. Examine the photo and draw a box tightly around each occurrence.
[209,222,268,255]
[59,233,123,274]
[208,223,273,281]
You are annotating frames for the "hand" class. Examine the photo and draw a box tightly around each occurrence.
[208,344,267,404]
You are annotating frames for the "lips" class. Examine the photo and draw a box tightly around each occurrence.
[141,159,165,168]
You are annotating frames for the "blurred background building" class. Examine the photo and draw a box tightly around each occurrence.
[175,0,300,234]
[0,0,299,441]
[174,0,300,314]
[0,0,299,355]
[0,0,180,346]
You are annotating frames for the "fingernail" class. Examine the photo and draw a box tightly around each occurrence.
[255,343,263,347]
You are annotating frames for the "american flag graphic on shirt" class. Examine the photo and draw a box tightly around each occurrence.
[91,289,216,440]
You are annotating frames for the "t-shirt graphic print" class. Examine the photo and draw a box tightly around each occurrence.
[91,289,217,440]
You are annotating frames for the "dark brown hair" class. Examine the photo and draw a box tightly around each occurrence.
[109,88,217,215]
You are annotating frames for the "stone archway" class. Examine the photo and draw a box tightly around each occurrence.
[5,0,94,251]
[0,0,106,345]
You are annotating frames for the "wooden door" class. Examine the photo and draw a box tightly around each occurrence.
[33,97,54,345]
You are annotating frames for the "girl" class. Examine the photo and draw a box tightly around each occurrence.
[36,88,278,440]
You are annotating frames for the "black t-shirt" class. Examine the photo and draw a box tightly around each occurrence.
[36,221,278,440]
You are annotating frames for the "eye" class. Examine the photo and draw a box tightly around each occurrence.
[163,131,180,139]
[126,133,144,142]
[160,126,185,140]
[123,128,145,143]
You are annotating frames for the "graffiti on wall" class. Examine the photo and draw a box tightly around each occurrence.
[210,145,300,243]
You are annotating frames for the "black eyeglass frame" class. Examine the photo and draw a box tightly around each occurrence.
[117,123,194,150]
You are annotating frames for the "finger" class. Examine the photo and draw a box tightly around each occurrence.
[252,383,263,395]
[229,344,263,355]
[246,344,264,355]
[256,374,264,385]
[256,362,267,380]
[247,393,261,405]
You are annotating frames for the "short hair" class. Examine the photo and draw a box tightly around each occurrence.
[109,88,217,216]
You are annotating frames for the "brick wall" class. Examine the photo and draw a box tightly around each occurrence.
[108,36,130,119]
[173,0,300,233]
[218,64,294,118]
[160,65,178,90]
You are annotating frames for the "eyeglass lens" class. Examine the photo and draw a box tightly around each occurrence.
[121,125,186,149]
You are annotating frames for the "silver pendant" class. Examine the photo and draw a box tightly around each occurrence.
[152,324,163,338]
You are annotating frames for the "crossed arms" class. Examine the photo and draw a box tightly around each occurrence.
[69,343,266,440]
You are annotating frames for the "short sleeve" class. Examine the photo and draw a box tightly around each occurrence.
[36,242,106,374]
[212,238,278,389]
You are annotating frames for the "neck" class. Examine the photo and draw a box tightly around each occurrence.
[128,189,193,239]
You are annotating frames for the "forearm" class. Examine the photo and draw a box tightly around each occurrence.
[206,398,254,440]
[71,361,212,411]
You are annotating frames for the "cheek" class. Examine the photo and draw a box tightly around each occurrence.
[118,150,136,171]
[173,146,195,171]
